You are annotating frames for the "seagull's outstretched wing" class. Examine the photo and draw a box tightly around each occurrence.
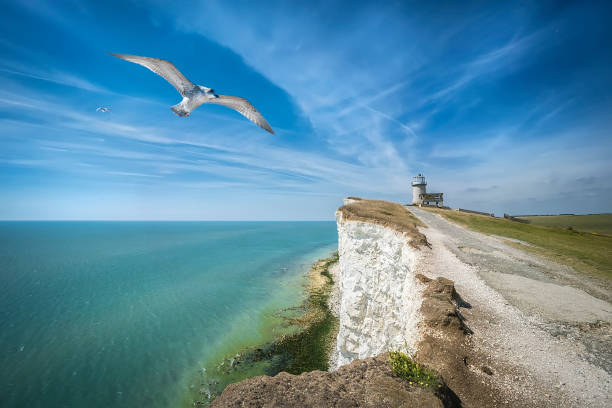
[207,95,274,134]
[110,53,195,96]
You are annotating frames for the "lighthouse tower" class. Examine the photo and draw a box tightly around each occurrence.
[412,174,427,204]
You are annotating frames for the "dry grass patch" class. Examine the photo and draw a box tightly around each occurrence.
[338,198,429,248]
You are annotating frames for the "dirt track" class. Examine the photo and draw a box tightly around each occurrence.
[409,207,611,407]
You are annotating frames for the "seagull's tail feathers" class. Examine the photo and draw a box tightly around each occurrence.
[171,102,190,117]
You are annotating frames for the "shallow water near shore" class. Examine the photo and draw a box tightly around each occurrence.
[0,221,337,408]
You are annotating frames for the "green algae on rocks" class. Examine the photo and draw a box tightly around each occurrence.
[271,252,339,374]
[192,253,339,406]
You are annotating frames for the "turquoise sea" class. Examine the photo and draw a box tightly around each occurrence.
[0,221,337,408]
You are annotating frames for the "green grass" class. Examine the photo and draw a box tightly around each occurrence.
[517,214,612,236]
[388,351,440,388]
[423,207,612,280]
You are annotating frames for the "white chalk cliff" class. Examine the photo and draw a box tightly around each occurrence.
[333,208,424,368]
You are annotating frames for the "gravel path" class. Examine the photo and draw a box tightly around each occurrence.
[409,207,611,407]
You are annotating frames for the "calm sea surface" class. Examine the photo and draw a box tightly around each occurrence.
[0,221,337,407]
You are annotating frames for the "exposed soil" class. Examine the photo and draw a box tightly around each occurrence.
[415,274,508,407]
[209,353,453,408]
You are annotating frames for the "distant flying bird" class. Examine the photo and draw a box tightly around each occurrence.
[109,53,274,134]
[96,107,112,112]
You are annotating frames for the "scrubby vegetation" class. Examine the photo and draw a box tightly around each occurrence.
[388,351,441,388]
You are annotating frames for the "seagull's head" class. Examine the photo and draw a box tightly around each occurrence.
[199,86,217,98]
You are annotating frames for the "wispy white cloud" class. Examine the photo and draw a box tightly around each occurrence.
[106,171,163,178]
[0,60,110,93]
[429,133,509,159]
[363,105,418,138]
[418,30,547,110]
[0,86,408,196]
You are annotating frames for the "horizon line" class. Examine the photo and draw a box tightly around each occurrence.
[0,219,337,222]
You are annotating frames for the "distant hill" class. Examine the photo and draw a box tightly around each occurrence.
[517,214,612,236]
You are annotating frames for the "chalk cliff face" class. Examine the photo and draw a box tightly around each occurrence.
[333,209,423,368]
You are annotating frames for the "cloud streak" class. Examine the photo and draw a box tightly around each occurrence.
[0,59,110,93]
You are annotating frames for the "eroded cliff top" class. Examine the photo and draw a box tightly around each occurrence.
[337,198,429,248]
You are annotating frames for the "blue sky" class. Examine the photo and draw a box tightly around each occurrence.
[1,0,611,220]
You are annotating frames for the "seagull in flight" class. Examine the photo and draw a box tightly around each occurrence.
[110,53,274,134]
[96,107,112,112]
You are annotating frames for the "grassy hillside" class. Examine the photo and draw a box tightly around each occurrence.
[421,207,612,281]
[517,214,612,236]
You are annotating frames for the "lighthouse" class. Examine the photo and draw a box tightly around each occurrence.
[411,174,444,206]
[412,174,427,204]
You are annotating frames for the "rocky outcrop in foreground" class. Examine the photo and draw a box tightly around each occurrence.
[210,353,452,408]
